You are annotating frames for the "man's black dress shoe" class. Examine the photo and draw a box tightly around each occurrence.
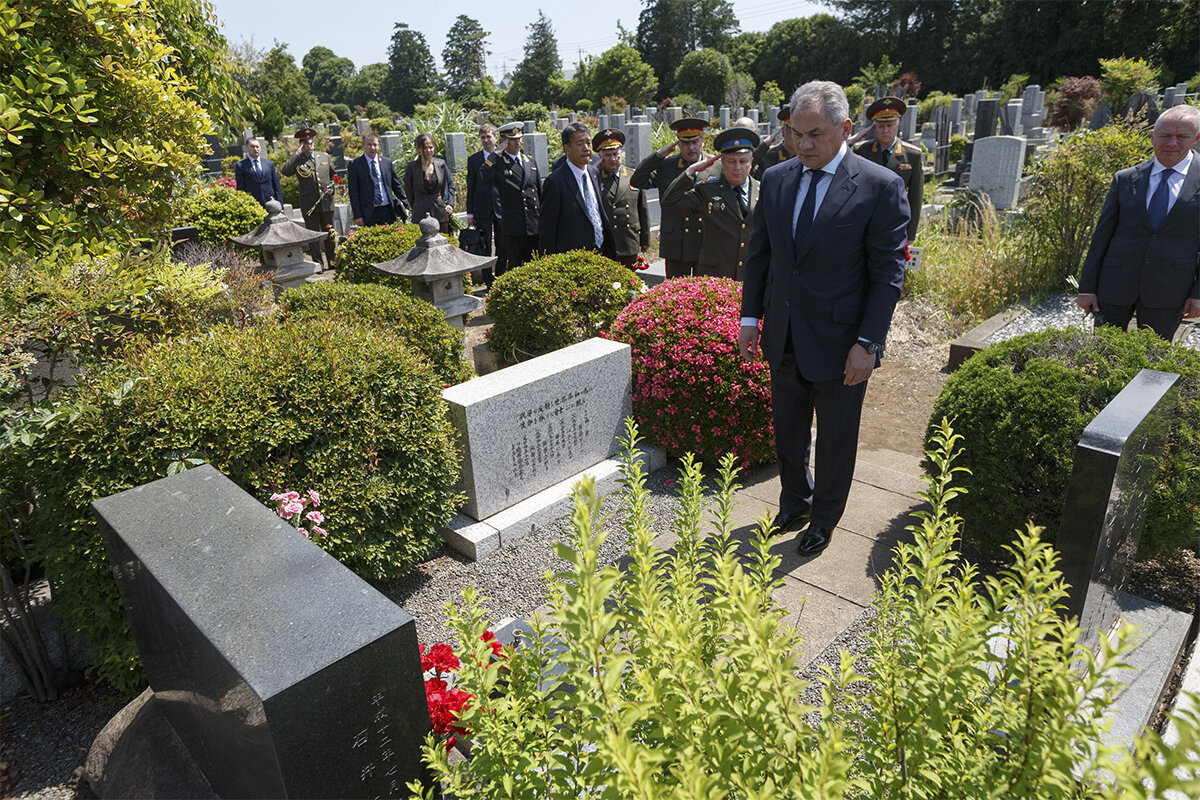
[771,509,811,533]
[796,526,833,556]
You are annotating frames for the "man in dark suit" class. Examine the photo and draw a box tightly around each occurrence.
[347,132,408,227]
[738,81,909,557]
[594,128,650,269]
[538,122,613,257]
[234,137,281,207]
[479,122,541,269]
[1076,104,1200,341]
[466,123,506,282]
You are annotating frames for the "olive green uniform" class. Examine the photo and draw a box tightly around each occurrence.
[629,152,717,277]
[598,165,650,269]
[751,141,792,181]
[852,138,924,240]
[282,150,336,266]
[661,172,759,281]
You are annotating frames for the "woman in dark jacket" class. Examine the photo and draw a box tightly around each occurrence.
[404,132,455,233]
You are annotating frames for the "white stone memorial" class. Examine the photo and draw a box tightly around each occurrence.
[969,135,1025,209]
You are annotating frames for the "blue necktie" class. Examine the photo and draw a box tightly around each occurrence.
[369,158,385,206]
[1148,168,1175,230]
[253,158,261,178]
[794,169,826,253]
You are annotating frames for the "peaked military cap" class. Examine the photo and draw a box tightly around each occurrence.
[866,97,906,121]
[671,117,708,141]
[497,121,524,139]
[295,122,317,140]
[593,128,625,150]
[777,105,792,123]
[714,126,760,154]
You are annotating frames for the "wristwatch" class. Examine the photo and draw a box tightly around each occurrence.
[858,339,882,354]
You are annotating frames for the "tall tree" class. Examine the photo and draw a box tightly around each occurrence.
[591,44,658,105]
[753,15,863,94]
[302,46,355,105]
[507,11,565,106]
[443,15,490,101]
[345,63,389,110]
[636,0,740,98]
[384,23,438,113]
[245,44,317,121]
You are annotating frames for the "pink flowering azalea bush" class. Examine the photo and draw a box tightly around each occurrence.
[608,277,773,467]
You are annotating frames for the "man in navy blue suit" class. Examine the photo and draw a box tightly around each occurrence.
[738,80,909,557]
[538,122,613,257]
[234,137,281,207]
[467,123,506,281]
[348,132,409,227]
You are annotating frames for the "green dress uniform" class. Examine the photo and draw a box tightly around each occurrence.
[661,172,759,281]
[629,151,716,277]
[599,165,650,269]
[282,150,336,267]
[751,141,792,181]
[853,138,924,240]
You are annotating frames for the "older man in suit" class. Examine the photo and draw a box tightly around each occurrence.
[538,122,613,257]
[738,80,909,557]
[467,123,506,281]
[479,122,541,268]
[234,137,281,207]
[348,132,408,227]
[1076,104,1200,341]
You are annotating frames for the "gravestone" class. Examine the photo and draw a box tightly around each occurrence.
[598,114,610,130]
[201,134,224,176]
[748,109,759,124]
[93,465,430,799]
[768,106,780,130]
[569,111,576,123]
[327,135,344,172]
[1055,369,1181,645]
[328,122,339,136]
[1163,86,1179,108]
[697,110,710,122]
[554,118,568,131]
[666,106,682,122]
[974,98,999,139]
[900,99,918,141]
[933,105,952,175]
[523,119,536,134]
[999,100,1023,136]
[949,97,963,129]
[719,106,730,127]
[968,135,1025,209]
[963,93,976,117]
[624,122,652,169]
[356,118,370,137]
[548,109,558,121]
[444,132,467,172]
[1121,90,1160,125]
[524,132,549,177]
[379,133,400,161]
[632,115,648,124]
[919,123,936,153]
[612,113,625,130]
[1090,100,1114,130]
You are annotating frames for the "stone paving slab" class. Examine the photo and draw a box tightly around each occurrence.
[772,579,867,668]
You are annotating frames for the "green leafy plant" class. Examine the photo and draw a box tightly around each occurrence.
[508,102,550,123]
[19,318,462,690]
[949,133,968,163]
[842,83,865,119]
[609,277,774,468]
[927,326,1200,561]
[279,281,472,385]
[332,223,422,287]
[176,183,267,245]
[1100,56,1160,112]
[485,251,641,364]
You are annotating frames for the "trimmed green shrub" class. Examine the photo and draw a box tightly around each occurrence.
[280,281,472,385]
[332,222,458,287]
[949,133,968,163]
[608,277,774,467]
[23,319,462,690]
[176,184,265,244]
[508,102,549,122]
[369,116,393,135]
[926,326,1200,561]
[485,250,642,363]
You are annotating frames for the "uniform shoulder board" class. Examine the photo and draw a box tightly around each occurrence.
[900,140,922,153]
[700,175,720,184]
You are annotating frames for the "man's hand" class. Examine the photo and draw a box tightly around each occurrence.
[844,344,876,386]
[656,141,678,158]
[1076,293,1100,313]
[766,127,782,145]
[686,153,720,176]
[737,326,759,361]
[1184,298,1200,319]
[353,217,363,227]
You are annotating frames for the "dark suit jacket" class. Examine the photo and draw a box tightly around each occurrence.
[404,157,455,228]
[662,171,759,280]
[538,162,613,256]
[234,156,281,207]
[1078,156,1200,308]
[629,152,717,262]
[741,150,909,382]
[466,149,501,221]
[347,154,408,225]
[479,150,541,236]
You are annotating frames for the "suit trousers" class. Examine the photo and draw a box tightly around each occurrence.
[506,233,539,270]
[365,205,397,226]
[302,209,336,269]
[1097,301,1182,342]
[770,349,867,530]
[665,259,697,278]
[479,217,508,284]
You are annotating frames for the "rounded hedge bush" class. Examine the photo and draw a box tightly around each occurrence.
[485,250,642,363]
[26,318,462,690]
[608,277,773,467]
[177,184,265,244]
[333,222,457,287]
[280,281,473,385]
[927,326,1200,561]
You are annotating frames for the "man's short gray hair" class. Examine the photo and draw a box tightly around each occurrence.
[1155,104,1200,135]
[790,81,850,126]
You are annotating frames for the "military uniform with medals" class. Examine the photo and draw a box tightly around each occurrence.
[852,97,925,240]
[282,124,336,267]
[479,122,541,268]
[661,127,761,281]
[592,129,650,270]
[629,117,717,278]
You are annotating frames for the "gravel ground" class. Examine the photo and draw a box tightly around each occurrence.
[985,292,1200,350]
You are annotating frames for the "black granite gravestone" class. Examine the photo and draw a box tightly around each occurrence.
[1054,369,1180,644]
[1089,100,1114,130]
[933,105,951,175]
[1121,90,1160,125]
[93,465,431,799]
[974,98,999,139]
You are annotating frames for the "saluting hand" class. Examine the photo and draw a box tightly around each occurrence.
[686,153,720,176]
[656,141,678,157]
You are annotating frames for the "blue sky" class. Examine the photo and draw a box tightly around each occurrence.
[207,0,825,80]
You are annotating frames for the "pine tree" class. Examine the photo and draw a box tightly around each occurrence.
[507,11,564,106]
[443,16,490,101]
[385,22,438,113]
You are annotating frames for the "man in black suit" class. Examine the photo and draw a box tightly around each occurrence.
[479,122,541,268]
[347,132,408,227]
[234,137,281,207]
[738,81,909,557]
[1076,104,1200,341]
[538,122,613,257]
[466,123,506,281]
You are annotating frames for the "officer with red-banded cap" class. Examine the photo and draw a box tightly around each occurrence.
[752,105,795,180]
[593,128,650,270]
[630,117,719,277]
[282,122,336,268]
[851,96,924,240]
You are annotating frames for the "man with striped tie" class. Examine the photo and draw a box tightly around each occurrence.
[537,122,614,258]
[348,132,409,227]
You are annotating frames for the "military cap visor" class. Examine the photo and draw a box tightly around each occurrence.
[714,126,760,153]
[777,106,792,122]
[295,126,317,140]
[593,128,625,150]
[866,97,906,121]
[671,117,708,140]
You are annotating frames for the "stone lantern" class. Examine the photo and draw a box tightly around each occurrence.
[372,217,493,333]
[231,200,327,294]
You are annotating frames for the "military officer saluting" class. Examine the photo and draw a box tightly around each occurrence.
[630,117,718,278]
[851,97,924,240]
[751,105,795,180]
[479,121,541,269]
[661,126,760,281]
[281,122,336,269]
[592,128,650,270]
